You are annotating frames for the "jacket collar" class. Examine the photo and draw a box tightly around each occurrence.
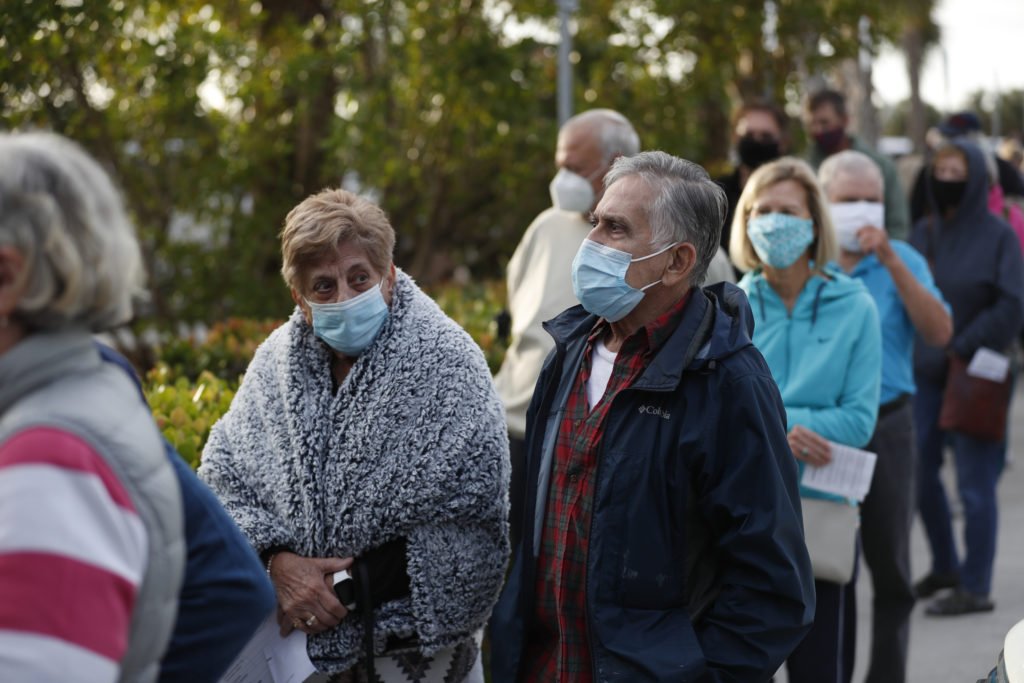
[0,330,100,416]
[543,288,715,394]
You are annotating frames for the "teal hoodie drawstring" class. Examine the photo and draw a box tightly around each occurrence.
[755,278,767,321]
[810,280,827,329]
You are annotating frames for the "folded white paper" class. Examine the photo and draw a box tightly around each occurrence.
[967,347,1010,383]
[801,442,878,502]
[219,614,317,683]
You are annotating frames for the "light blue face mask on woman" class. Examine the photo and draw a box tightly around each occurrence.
[571,238,679,322]
[746,212,815,269]
[305,280,389,356]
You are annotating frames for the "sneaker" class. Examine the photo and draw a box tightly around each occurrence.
[925,590,995,616]
[914,571,960,598]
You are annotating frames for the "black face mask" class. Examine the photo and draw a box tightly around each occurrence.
[736,135,781,170]
[813,127,846,155]
[932,178,967,214]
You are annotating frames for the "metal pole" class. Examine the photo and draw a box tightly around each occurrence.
[762,0,778,96]
[557,0,577,126]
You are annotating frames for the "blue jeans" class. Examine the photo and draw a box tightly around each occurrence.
[914,379,1007,596]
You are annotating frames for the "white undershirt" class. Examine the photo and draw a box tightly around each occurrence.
[587,339,618,410]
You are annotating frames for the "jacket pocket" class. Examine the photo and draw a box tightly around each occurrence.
[596,448,686,610]
[592,604,706,682]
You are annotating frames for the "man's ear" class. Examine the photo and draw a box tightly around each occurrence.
[663,242,697,287]
[0,246,27,318]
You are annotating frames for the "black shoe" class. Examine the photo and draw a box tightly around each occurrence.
[914,572,960,598]
[925,590,994,616]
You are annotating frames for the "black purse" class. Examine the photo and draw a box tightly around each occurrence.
[333,537,412,681]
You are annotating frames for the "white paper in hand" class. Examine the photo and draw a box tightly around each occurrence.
[218,614,317,683]
[967,347,1010,383]
[801,442,878,502]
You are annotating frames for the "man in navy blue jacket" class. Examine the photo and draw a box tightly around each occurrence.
[98,344,276,682]
[489,151,815,682]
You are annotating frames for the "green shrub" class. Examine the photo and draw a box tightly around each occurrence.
[158,318,281,384]
[145,365,237,469]
[429,280,508,374]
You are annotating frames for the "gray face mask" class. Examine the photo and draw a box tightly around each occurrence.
[549,168,596,213]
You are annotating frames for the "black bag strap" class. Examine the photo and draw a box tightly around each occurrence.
[354,560,375,683]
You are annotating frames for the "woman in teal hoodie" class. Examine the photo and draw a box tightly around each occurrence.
[731,157,881,683]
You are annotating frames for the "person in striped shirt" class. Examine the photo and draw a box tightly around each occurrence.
[0,132,185,682]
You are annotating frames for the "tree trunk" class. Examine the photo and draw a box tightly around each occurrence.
[903,26,926,154]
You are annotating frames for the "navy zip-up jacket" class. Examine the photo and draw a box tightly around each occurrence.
[97,344,276,682]
[490,283,815,682]
[911,140,1024,383]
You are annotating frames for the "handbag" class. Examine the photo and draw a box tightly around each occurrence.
[939,354,1012,442]
[800,497,859,584]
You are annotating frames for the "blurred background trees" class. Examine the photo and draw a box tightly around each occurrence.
[2,0,940,325]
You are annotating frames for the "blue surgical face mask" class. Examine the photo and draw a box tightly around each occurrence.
[305,280,389,356]
[746,213,814,269]
[571,238,679,322]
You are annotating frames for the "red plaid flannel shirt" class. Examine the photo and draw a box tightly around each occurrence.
[522,293,691,681]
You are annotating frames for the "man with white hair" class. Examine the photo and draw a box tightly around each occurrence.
[820,150,952,683]
[491,150,815,682]
[494,109,639,549]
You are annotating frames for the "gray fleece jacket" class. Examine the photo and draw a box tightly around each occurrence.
[199,270,510,674]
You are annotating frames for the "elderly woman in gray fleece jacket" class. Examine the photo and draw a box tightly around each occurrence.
[199,188,510,682]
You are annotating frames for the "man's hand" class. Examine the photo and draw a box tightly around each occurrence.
[269,552,353,636]
[856,225,896,267]
[787,425,832,467]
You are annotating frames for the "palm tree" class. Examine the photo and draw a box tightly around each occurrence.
[898,0,941,153]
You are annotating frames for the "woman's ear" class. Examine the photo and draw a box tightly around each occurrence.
[383,263,398,304]
[291,288,312,325]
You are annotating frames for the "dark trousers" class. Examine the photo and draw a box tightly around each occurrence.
[786,578,857,683]
[915,380,1006,596]
[860,400,917,683]
[508,434,527,555]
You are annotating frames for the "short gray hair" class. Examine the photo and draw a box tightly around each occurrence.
[0,132,145,332]
[818,150,884,198]
[564,109,641,163]
[604,150,727,286]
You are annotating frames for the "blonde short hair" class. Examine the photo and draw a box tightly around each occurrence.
[280,188,395,292]
[0,132,145,332]
[729,156,837,273]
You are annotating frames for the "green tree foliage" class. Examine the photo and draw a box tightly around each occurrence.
[2,0,908,325]
[883,97,943,137]
[966,89,1024,139]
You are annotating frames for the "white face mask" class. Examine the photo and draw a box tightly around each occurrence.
[549,167,597,213]
[829,201,885,253]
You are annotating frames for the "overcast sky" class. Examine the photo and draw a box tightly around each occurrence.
[873,0,1024,113]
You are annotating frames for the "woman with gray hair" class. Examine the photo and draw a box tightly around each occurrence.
[199,187,509,682]
[0,132,185,681]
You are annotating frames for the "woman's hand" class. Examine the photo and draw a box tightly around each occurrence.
[787,425,832,467]
[270,552,353,636]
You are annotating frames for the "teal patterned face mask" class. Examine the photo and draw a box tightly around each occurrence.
[746,213,815,269]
